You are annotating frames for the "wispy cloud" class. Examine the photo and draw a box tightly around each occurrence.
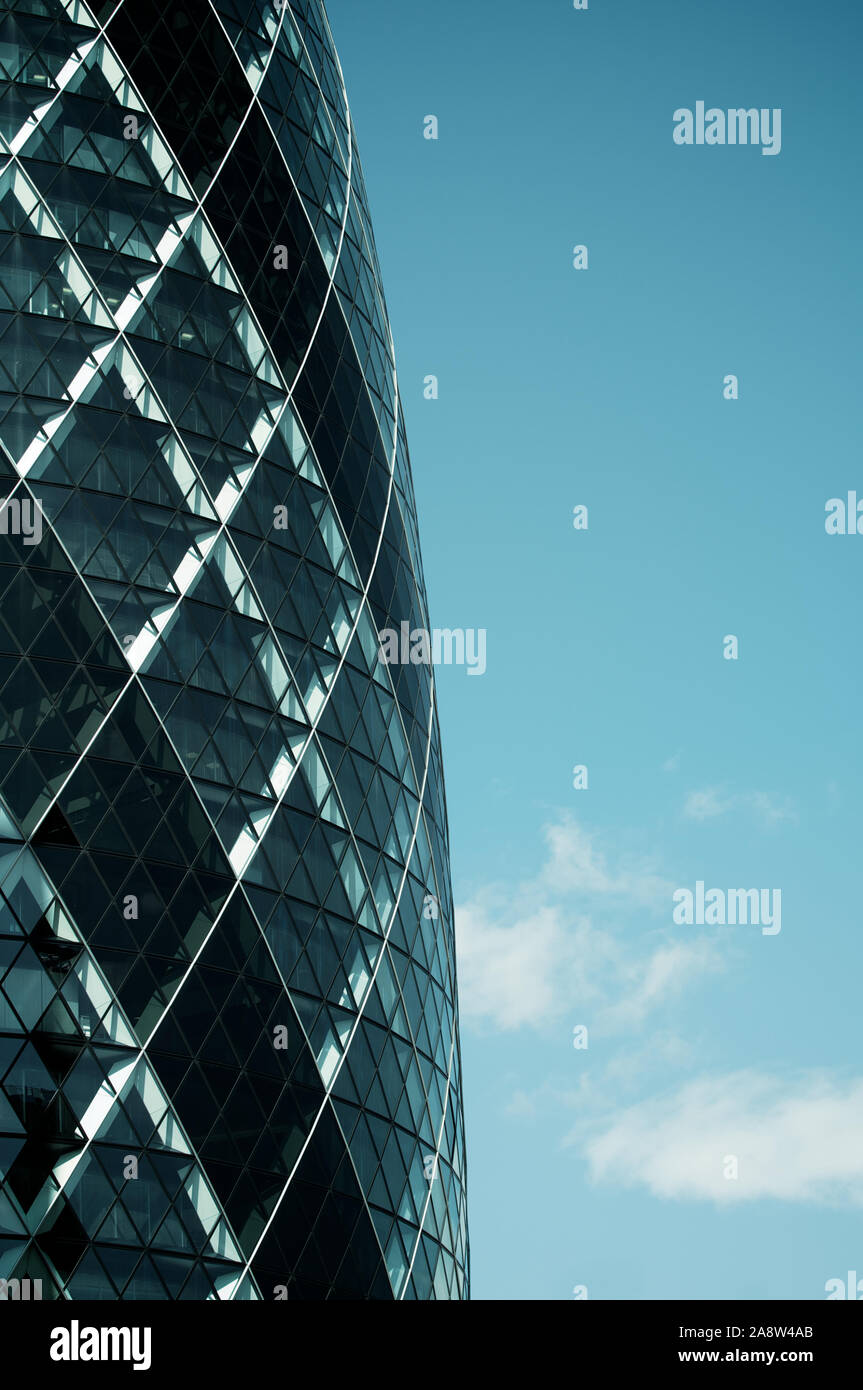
[683,787,734,820]
[578,1071,863,1205]
[683,787,796,825]
[455,817,722,1033]
[745,791,797,825]
[503,1034,696,1120]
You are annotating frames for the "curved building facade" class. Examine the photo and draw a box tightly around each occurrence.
[0,0,468,1299]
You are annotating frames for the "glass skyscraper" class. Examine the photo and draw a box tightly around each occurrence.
[0,0,468,1300]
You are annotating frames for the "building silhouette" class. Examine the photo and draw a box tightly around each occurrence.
[0,0,468,1300]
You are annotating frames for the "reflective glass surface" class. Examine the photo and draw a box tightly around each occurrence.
[0,0,468,1300]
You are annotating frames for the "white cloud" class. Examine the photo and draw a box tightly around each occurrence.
[579,1071,863,1205]
[455,817,721,1033]
[683,787,733,821]
[601,939,722,1031]
[541,819,670,905]
[745,792,797,825]
[456,895,614,1032]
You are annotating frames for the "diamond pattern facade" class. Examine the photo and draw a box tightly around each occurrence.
[0,0,468,1300]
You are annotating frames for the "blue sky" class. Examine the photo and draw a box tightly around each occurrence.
[326,0,863,1299]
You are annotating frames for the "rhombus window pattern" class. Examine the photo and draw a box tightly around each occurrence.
[0,0,468,1300]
